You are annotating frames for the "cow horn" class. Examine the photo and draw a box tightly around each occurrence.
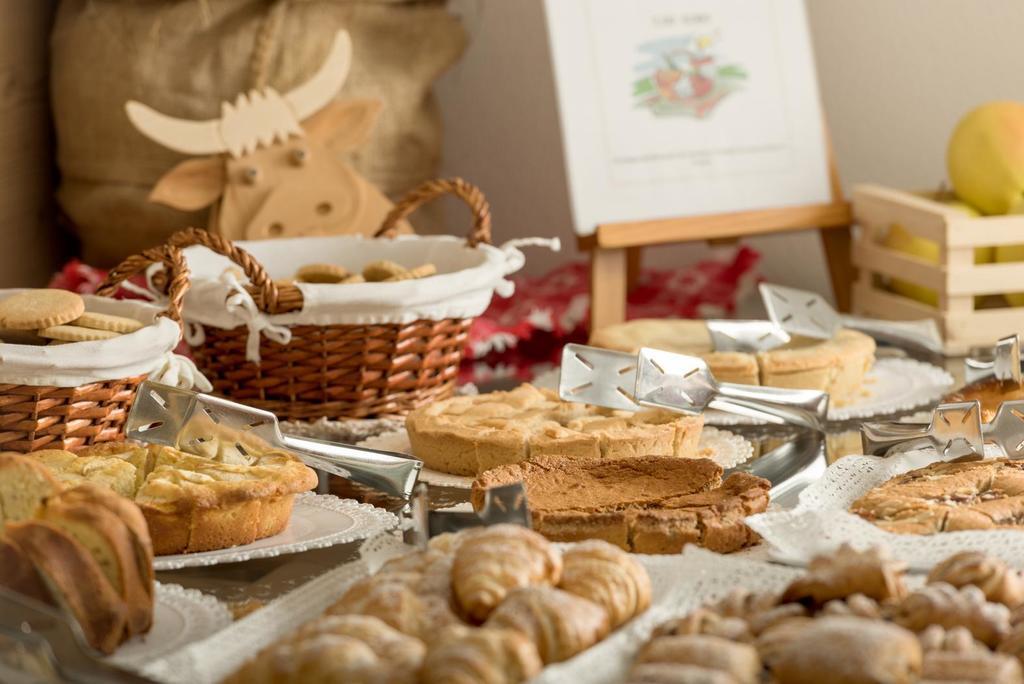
[284,30,352,121]
[126,101,226,155]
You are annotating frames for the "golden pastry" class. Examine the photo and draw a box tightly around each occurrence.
[928,551,1024,608]
[635,634,761,684]
[419,625,542,684]
[452,524,562,623]
[781,544,908,607]
[558,540,651,627]
[484,586,609,663]
[889,583,1011,647]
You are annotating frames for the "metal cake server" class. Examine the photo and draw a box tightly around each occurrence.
[558,343,829,430]
[699,319,791,352]
[964,334,1022,385]
[759,283,944,354]
[862,397,1024,460]
[410,482,530,547]
[126,381,422,500]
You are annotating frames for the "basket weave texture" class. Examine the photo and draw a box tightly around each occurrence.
[0,246,189,452]
[170,178,493,420]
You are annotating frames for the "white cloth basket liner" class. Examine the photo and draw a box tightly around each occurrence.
[0,291,200,388]
[179,234,532,330]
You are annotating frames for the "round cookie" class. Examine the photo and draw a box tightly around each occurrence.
[72,312,144,334]
[38,325,121,343]
[295,263,351,284]
[363,260,407,282]
[0,290,85,330]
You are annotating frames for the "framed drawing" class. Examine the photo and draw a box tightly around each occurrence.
[543,0,852,330]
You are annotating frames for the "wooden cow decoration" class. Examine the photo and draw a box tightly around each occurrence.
[126,30,407,241]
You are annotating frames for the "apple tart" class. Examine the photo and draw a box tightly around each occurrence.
[23,442,317,555]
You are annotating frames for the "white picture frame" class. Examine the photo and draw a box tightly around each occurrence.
[543,0,833,237]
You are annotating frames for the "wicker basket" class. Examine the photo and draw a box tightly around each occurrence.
[168,178,495,420]
[0,246,189,452]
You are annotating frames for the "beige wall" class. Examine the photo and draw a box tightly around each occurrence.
[437,0,1024,302]
[0,0,59,287]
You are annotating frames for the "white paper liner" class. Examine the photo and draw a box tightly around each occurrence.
[745,445,1024,570]
[144,542,798,684]
[357,426,754,489]
[0,292,204,388]
[179,234,548,329]
[153,493,399,570]
[108,583,231,670]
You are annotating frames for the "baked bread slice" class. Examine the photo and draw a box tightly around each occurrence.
[472,456,768,553]
[0,452,63,524]
[30,443,317,555]
[5,519,131,654]
[406,384,703,476]
[590,319,876,407]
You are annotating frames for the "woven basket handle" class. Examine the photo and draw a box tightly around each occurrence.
[166,227,301,314]
[95,245,190,329]
[374,178,492,247]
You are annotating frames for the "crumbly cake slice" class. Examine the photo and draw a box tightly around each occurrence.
[0,453,63,525]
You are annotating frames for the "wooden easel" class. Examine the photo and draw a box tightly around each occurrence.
[583,149,853,332]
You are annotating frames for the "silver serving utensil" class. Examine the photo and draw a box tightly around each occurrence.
[759,283,944,354]
[410,482,530,548]
[965,335,1022,385]
[559,344,829,430]
[0,587,154,683]
[861,401,986,459]
[127,381,422,500]
[703,319,791,352]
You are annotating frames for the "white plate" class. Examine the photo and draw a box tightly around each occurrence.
[536,357,954,424]
[357,426,753,489]
[153,493,399,570]
[107,583,231,669]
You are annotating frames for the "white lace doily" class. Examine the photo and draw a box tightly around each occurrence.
[108,583,231,670]
[357,426,753,489]
[745,446,1024,570]
[144,540,792,684]
[153,493,398,570]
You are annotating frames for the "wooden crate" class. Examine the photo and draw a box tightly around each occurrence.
[852,184,1024,355]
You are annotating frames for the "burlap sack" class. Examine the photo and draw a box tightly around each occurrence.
[51,0,466,266]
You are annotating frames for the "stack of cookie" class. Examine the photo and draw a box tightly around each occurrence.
[0,290,144,345]
[291,259,437,285]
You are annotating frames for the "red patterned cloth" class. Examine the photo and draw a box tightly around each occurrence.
[461,245,761,384]
[48,247,762,386]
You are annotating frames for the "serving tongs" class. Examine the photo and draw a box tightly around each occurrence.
[964,334,1023,385]
[0,587,154,683]
[759,283,944,354]
[558,344,829,431]
[861,398,1024,460]
[126,381,422,500]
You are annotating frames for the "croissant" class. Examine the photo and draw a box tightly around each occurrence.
[328,573,440,639]
[821,593,882,620]
[484,586,609,663]
[419,625,542,684]
[781,544,907,607]
[293,614,425,676]
[922,650,1024,683]
[918,624,986,654]
[712,587,779,619]
[997,622,1024,662]
[889,582,1011,647]
[763,616,921,684]
[558,540,651,628]
[653,608,752,643]
[452,524,562,622]
[928,551,1024,608]
[627,662,740,683]
[224,634,382,684]
[225,614,426,684]
[636,634,761,684]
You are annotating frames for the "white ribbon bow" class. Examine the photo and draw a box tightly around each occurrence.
[220,269,292,363]
[151,352,213,392]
